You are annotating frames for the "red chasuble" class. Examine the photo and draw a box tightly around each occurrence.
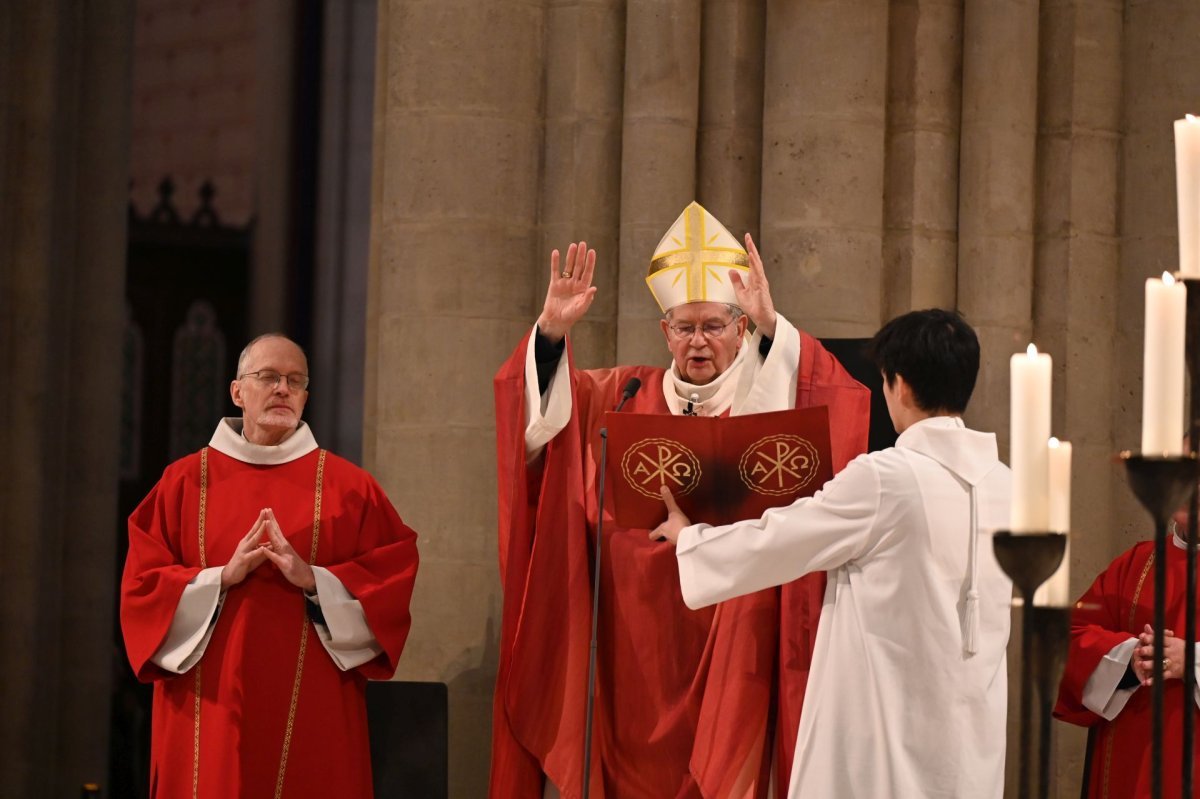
[121,446,418,799]
[1054,539,1200,798]
[490,331,870,798]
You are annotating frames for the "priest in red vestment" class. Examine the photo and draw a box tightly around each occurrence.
[1054,516,1200,798]
[490,203,871,798]
[121,334,419,799]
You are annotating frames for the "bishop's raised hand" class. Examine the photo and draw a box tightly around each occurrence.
[536,241,598,344]
[730,233,778,340]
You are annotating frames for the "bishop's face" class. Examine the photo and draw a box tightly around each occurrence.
[660,301,749,385]
[230,337,310,445]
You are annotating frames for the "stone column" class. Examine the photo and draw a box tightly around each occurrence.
[759,0,889,338]
[364,2,545,795]
[882,0,962,318]
[697,0,766,242]
[0,2,133,797]
[616,0,702,367]
[1033,2,1125,793]
[310,0,377,461]
[539,0,626,369]
[956,0,1039,449]
[248,0,296,335]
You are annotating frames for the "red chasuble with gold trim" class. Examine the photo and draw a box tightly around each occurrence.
[121,445,418,799]
[1054,539,1200,798]
[490,330,869,798]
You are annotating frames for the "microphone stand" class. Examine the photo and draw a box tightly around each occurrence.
[581,380,639,799]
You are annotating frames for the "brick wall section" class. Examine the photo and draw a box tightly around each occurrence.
[130,0,257,224]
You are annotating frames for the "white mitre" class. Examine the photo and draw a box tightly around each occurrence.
[645,201,750,312]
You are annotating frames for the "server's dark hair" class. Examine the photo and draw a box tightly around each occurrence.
[867,309,980,413]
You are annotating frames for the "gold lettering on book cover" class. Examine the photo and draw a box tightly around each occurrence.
[739,435,820,496]
[620,438,702,498]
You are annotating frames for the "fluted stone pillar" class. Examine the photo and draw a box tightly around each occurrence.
[1034,0,1126,584]
[540,0,626,369]
[248,0,296,335]
[956,0,1040,449]
[0,2,133,797]
[365,2,545,796]
[882,0,962,318]
[696,0,766,242]
[616,0,702,367]
[759,0,889,338]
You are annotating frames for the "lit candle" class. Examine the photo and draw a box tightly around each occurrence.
[1047,438,1072,533]
[1010,344,1051,532]
[1175,115,1200,277]
[1035,438,1072,607]
[1142,272,1186,455]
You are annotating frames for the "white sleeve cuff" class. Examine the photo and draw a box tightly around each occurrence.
[1082,637,1139,720]
[523,324,573,459]
[151,566,224,674]
[309,566,383,671]
[732,313,800,415]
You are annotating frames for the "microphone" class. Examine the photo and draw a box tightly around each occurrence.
[617,377,642,410]
[683,392,699,416]
[582,374,641,799]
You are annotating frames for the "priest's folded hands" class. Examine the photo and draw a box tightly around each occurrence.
[651,485,691,545]
[218,507,317,592]
[1133,623,1186,685]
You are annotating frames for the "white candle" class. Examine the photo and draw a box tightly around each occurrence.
[1035,438,1072,607]
[1047,438,1072,533]
[1010,344,1052,532]
[1176,115,1200,277]
[1141,272,1186,455]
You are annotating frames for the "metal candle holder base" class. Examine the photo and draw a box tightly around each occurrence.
[1121,452,1199,799]
[992,531,1069,799]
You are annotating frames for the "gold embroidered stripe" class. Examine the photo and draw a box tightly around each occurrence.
[1101,550,1155,799]
[193,447,209,799]
[274,449,326,799]
[648,249,748,274]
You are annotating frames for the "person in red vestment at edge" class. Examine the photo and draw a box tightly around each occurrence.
[490,202,871,798]
[120,334,419,799]
[1054,502,1200,798]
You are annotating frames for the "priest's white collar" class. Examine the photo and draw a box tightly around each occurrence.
[209,417,319,465]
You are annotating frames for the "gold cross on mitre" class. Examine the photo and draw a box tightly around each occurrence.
[645,202,749,312]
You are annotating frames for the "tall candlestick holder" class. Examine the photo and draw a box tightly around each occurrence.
[992,531,1069,799]
[1121,452,1198,799]
[1179,275,1200,798]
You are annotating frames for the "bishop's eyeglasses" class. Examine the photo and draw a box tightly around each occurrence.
[667,320,737,340]
[238,370,310,391]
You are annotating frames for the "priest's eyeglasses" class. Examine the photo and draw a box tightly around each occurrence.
[239,370,310,391]
[667,321,735,340]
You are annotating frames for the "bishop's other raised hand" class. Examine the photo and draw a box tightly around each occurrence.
[731,233,778,340]
[536,241,598,344]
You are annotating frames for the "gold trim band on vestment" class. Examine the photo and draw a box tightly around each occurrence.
[274,449,325,799]
[193,448,209,799]
[1100,550,1155,799]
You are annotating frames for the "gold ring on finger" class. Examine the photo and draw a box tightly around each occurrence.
[561,271,571,278]
[1164,658,1171,669]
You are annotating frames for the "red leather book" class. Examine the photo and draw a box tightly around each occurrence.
[606,405,833,528]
